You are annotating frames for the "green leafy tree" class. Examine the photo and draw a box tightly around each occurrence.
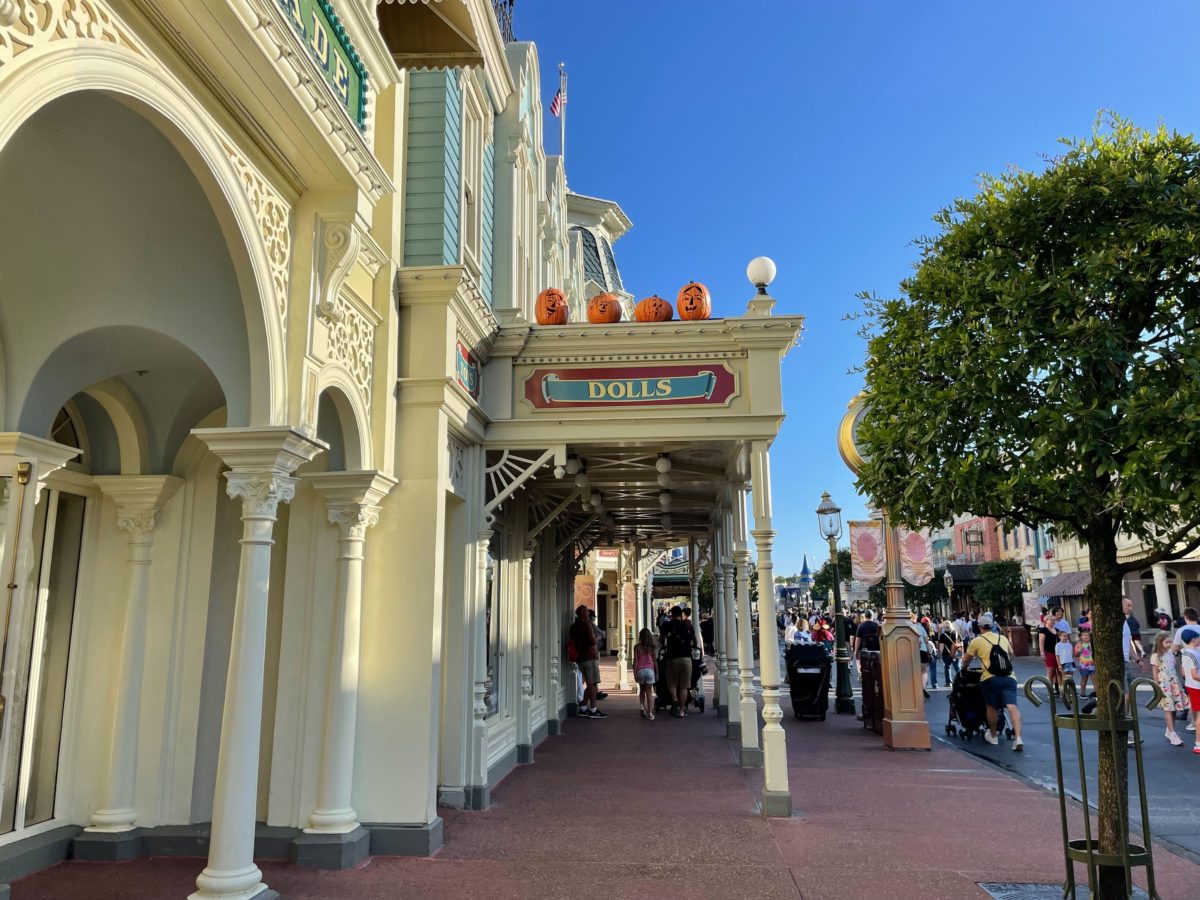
[974,560,1024,619]
[811,547,851,600]
[855,116,1200,897]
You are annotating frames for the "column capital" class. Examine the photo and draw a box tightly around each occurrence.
[305,470,396,507]
[94,475,183,539]
[225,472,298,517]
[193,426,326,475]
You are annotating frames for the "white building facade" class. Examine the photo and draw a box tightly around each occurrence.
[0,2,802,897]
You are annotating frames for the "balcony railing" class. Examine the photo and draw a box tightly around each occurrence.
[492,0,514,42]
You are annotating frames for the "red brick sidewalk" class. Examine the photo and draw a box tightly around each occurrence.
[12,663,1199,899]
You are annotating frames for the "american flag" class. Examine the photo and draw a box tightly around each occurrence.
[550,87,565,117]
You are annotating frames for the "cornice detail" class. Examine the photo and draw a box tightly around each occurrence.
[238,0,392,201]
[0,0,148,65]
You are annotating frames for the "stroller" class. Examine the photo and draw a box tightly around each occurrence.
[946,668,1014,741]
[652,651,706,714]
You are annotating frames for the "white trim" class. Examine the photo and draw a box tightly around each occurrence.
[0,815,69,847]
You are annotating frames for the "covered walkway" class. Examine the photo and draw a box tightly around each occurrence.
[12,661,1199,899]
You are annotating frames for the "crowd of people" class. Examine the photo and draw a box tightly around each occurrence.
[565,595,1200,756]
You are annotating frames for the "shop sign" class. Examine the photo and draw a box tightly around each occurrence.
[455,341,481,400]
[280,0,369,131]
[523,364,736,410]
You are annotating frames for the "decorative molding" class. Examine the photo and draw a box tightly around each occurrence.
[0,0,148,64]
[221,138,291,342]
[225,471,298,517]
[317,220,361,321]
[327,503,381,541]
[244,0,391,200]
[325,292,374,406]
[516,351,749,365]
[114,508,158,542]
[448,436,467,497]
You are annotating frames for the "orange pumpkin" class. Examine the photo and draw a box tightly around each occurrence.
[535,288,568,325]
[676,281,712,320]
[634,295,673,322]
[587,292,622,324]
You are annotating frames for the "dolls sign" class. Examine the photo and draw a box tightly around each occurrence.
[523,364,737,410]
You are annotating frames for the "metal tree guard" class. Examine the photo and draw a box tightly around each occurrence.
[1023,674,1163,900]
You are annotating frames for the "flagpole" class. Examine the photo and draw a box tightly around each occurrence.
[559,61,567,176]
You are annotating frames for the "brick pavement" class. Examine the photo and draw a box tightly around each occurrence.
[11,660,1199,899]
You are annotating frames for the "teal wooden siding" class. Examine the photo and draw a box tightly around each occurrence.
[404,71,462,267]
[481,136,495,305]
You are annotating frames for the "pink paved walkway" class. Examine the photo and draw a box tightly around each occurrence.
[12,664,1200,899]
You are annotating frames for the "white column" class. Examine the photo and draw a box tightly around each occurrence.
[518,549,535,746]
[616,547,631,691]
[191,428,323,900]
[305,472,394,833]
[1151,563,1172,616]
[734,489,761,765]
[87,476,182,832]
[471,528,492,788]
[751,443,791,816]
[722,518,741,732]
[711,559,723,711]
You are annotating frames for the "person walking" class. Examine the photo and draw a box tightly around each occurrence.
[633,628,659,721]
[1178,627,1200,754]
[784,614,798,646]
[852,609,881,672]
[1150,632,1189,746]
[1055,629,1076,689]
[1074,625,1095,696]
[938,620,960,686]
[1039,611,1063,696]
[1172,607,1200,735]
[569,605,607,719]
[920,616,938,691]
[962,612,1024,751]
[662,605,696,717]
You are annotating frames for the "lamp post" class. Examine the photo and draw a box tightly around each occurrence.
[943,568,954,619]
[816,492,855,715]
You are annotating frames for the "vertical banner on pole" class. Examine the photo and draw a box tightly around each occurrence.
[849,520,885,587]
[898,527,934,586]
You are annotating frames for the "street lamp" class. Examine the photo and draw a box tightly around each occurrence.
[943,568,954,618]
[816,492,855,715]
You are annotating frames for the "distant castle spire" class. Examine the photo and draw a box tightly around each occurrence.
[799,553,813,589]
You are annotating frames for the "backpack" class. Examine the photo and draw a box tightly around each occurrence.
[985,634,1013,677]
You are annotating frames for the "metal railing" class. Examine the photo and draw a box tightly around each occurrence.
[492,0,514,42]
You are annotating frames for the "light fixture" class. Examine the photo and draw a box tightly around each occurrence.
[746,256,777,295]
[574,471,589,489]
[655,454,672,474]
[943,569,954,597]
[661,514,673,530]
[590,492,603,507]
[565,456,581,476]
[659,491,672,510]
[816,491,842,540]
[656,472,671,488]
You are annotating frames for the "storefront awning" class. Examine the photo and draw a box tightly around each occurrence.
[378,0,486,69]
[932,538,952,550]
[1037,571,1091,599]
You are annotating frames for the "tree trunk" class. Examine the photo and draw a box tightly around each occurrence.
[1084,529,1130,899]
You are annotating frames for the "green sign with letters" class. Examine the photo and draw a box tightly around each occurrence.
[279,0,368,131]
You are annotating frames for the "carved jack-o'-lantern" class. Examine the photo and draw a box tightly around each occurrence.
[676,281,712,320]
[587,292,622,324]
[634,295,673,323]
[535,288,568,325]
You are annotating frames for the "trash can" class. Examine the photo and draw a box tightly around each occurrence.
[786,643,831,720]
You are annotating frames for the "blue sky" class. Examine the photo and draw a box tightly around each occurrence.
[514,0,1200,575]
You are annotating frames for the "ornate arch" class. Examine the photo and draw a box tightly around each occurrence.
[0,34,288,426]
[314,365,372,470]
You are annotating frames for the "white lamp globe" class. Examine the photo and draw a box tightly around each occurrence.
[746,256,777,291]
